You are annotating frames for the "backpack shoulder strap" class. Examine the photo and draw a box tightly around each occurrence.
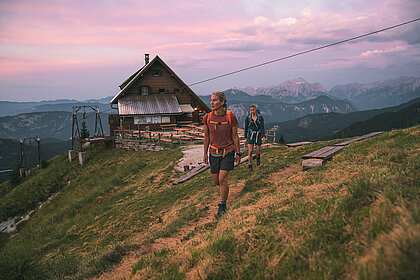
[206,112,213,126]
[226,110,232,127]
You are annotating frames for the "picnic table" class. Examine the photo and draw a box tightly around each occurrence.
[190,125,204,131]
[174,127,189,132]
[186,130,203,136]
[160,124,177,131]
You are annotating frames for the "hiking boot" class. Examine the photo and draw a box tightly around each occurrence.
[248,164,253,172]
[216,202,227,217]
[256,157,261,166]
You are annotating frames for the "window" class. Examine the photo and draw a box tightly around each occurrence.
[152,116,161,123]
[152,70,161,77]
[158,88,166,93]
[161,116,170,123]
[174,88,181,93]
[134,116,146,124]
[136,115,166,124]
[140,86,149,95]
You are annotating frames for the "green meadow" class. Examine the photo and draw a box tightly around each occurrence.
[0,126,419,279]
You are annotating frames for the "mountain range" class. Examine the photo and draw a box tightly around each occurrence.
[329,76,420,110]
[233,77,328,103]
[267,97,420,143]
[227,95,356,125]
[231,76,420,110]
[2,76,419,118]
[0,112,110,141]
[0,100,114,117]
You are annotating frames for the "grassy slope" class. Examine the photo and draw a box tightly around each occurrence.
[1,126,419,279]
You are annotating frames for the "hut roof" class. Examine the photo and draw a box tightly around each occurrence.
[110,55,210,112]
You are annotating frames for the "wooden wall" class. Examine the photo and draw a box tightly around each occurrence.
[125,61,184,95]
[109,114,198,135]
[122,61,208,112]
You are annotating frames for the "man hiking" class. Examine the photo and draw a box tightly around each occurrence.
[245,104,266,172]
[203,91,241,217]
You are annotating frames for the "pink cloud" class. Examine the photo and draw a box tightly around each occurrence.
[0,0,419,102]
[207,38,265,52]
[0,0,245,48]
[0,56,125,77]
[361,45,407,57]
[232,2,419,48]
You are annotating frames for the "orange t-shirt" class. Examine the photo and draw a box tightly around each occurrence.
[203,111,239,156]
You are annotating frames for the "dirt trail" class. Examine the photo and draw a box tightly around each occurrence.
[173,144,205,172]
[94,180,245,280]
[94,146,293,280]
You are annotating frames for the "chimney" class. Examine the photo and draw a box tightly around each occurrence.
[145,54,150,65]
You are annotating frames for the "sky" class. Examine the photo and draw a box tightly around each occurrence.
[0,0,419,102]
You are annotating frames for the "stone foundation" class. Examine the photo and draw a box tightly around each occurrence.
[78,152,88,165]
[68,150,77,162]
[115,139,166,152]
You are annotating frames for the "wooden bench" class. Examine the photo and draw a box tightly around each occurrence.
[335,131,383,146]
[160,124,177,131]
[186,130,204,137]
[173,154,257,185]
[190,125,204,131]
[173,128,189,134]
[182,124,196,129]
[286,141,312,147]
[301,131,384,170]
[302,146,345,170]
[302,146,345,160]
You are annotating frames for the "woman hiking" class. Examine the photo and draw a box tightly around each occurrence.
[203,91,241,217]
[245,104,266,172]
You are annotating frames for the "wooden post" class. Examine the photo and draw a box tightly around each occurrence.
[149,131,152,142]
[171,133,173,145]
[158,133,161,143]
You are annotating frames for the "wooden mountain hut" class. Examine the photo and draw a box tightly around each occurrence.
[108,54,210,135]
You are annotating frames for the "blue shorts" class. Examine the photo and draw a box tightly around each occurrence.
[247,136,262,146]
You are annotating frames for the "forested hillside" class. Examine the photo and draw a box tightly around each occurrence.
[267,97,420,143]
[333,100,420,138]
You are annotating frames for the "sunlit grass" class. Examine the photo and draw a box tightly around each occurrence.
[1,126,419,279]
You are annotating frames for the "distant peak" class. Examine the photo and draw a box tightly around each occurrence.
[294,78,307,84]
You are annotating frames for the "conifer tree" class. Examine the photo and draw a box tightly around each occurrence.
[278,134,286,145]
[81,120,90,139]
[10,163,21,186]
